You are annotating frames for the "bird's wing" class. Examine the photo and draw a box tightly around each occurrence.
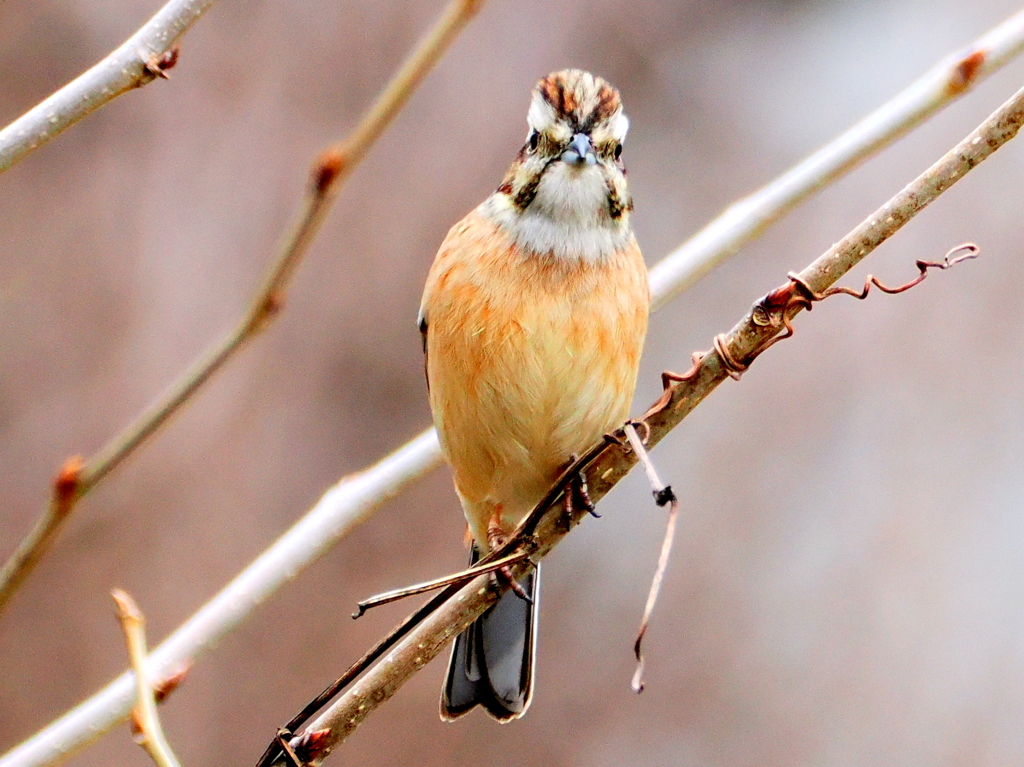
[417,308,430,392]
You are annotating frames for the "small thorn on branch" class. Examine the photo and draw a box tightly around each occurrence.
[142,46,180,80]
[622,423,680,694]
[293,729,331,765]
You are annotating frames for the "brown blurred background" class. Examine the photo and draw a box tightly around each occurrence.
[3,0,1024,765]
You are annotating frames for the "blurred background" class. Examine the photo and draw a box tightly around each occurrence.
[3,0,1024,765]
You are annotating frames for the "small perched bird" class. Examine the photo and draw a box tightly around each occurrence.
[419,69,649,721]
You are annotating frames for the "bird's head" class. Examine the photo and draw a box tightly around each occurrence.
[484,69,634,263]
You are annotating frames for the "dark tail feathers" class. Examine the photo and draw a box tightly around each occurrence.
[440,551,539,722]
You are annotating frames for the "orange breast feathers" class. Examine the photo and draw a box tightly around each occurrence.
[420,210,649,548]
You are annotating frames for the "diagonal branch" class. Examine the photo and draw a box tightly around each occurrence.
[276,80,1024,767]
[0,0,484,615]
[0,0,214,174]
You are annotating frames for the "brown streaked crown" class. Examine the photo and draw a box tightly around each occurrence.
[535,70,622,133]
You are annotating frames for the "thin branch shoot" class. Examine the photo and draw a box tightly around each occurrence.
[112,590,183,767]
[622,423,680,694]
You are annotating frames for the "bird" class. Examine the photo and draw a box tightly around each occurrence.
[419,69,649,722]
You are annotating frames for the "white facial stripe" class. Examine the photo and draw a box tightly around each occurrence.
[610,111,629,143]
[527,92,556,133]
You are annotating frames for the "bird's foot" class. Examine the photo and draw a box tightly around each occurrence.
[486,507,532,603]
[559,453,599,526]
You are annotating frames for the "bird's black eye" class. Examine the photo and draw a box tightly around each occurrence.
[528,131,540,151]
[613,142,623,160]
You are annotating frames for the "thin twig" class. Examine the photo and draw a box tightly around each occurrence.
[622,424,679,695]
[0,0,213,173]
[273,78,1020,767]
[352,549,533,617]
[5,18,1023,767]
[112,590,183,767]
[0,0,484,616]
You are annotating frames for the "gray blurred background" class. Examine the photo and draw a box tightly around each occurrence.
[3,0,1024,765]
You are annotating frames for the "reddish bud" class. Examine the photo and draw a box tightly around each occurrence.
[130,709,144,737]
[760,282,796,314]
[143,45,181,80]
[294,729,331,763]
[154,662,191,703]
[158,46,180,73]
[948,49,986,95]
[313,150,346,194]
[262,291,284,318]
[53,456,83,514]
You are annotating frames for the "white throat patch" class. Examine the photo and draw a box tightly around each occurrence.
[482,163,630,263]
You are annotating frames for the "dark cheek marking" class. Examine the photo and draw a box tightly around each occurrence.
[513,173,542,209]
[605,175,623,219]
[510,156,557,210]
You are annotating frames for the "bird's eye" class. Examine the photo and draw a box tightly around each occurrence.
[528,131,540,152]
[613,142,623,160]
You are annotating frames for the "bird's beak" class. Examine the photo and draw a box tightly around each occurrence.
[561,133,597,166]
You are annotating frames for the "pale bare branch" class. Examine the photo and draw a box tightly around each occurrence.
[0,0,483,615]
[649,6,1024,309]
[0,431,441,767]
[0,0,214,174]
